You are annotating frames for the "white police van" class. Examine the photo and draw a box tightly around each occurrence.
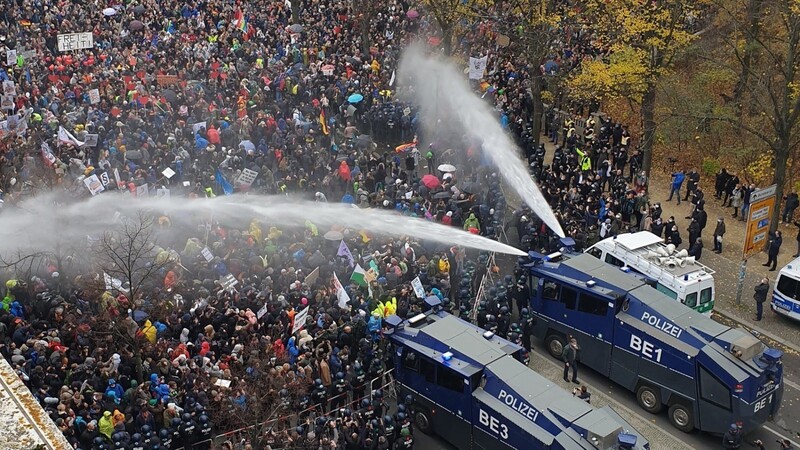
[585,232,716,315]
[771,256,800,320]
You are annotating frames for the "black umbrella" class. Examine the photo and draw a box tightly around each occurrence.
[461,182,482,194]
[433,191,452,199]
[354,134,372,147]
[161,89,178,104]
[288,24,304,33]
[133,5,146,14]
[129,20,144,30]
[346,56,361,65]
[293,62,306,71]
[125,149,143,160]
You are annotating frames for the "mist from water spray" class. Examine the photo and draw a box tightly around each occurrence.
[0,193,527,258]
[398,46,565,238]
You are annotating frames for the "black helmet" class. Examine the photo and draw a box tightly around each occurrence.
[361,398,370,408]
[405,394,414,404]
[315,378,323,387]
[316,417,327,427]
[141,425,151,435]
[343,408,352,417]
[499,306,508,314]
[504,275,513,283]
[279,388,289,397]
[371,419,380,428]
[182,413,192,422]
[94,437,105,445]
[159,429,169,439]
[521,308,529,316]
[373,389,383,399]
[384,415,393,424]
[396,412,406,421]
[195,403,205,413]
[296,426,305,435]
[171,418,181,427]
[353,362,363,372]
[198,414,209,424]
[397,404,406,413]
[336,372,344,380]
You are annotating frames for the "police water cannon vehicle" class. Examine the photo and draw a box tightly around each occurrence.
[385,296,650,450]
[519,251,783,434]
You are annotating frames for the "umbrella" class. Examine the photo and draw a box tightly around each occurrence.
[160,89,178,104]
[102,7,117,16]
[354,135,372,147]
[421,174,441,189]
[348,93,364,103]
[433,191,452,199]
[324,230,344,241]
[132,310,149,322]
[437,164,456,173]
[407,9,419,19]
[461,181,482,194]
[129,20,144,30]
[544,60,559,74]
[346,56,361,65]
[288,24,304,33]
[345,105,357,117]
[293,62,306,71]
[125,149,143,161]
[133,5,146,14]
[239,140,255,152]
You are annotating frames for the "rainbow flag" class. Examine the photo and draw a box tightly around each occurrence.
[233,9,248,34]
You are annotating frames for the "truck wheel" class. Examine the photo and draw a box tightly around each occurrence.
[668,403,694,433]
[636,385,663,414]
[545,334,566,359]
[415,409,434,435]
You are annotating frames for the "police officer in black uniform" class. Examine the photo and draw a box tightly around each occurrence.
[196,414,212,449]
[330,372,350,411]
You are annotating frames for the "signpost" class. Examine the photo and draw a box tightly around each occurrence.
[736,184,777,304]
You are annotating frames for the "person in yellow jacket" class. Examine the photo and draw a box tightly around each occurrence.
[576,148,592,172]
[372,300,386,318]
[384,297,397,316]
[140,320,157,343]
[99,411,114,439]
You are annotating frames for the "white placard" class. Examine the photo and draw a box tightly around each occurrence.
[182,181,191,187]
[100,172,110,186]
[83,174,105,196]
[0,95,13,110]
[6,49,16,66]
[57,32,94,52]
[220,274,238,292]
[235,168,258,186]
[156,188,170,198]
[214,379,231,388]
[201,247,214,262]
[162,167,176,179]
[192,121,206,134]
[292,306,310,334]
[2,81,15,96]
[411,276,425,298]
[468,55,488,80]
[83,134,98,147]
[257,303,269,319]
[88,88,100,104]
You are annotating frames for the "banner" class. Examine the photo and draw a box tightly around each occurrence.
[333,272,350,309]
[411,276,425,298]
[304,266,320,286]
[58,126,84,146]
[215,169,233,195]
[292,306,310,334]
[103,273,128,292]
[468,55,488,80]
[57,32,94,52]
[235,168,258,186]
[83,174,105,196]
[114,168,122,187]
[41,143,56,167]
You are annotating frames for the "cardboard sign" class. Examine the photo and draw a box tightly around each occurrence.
[156,188,170,198]
[201,247,214,262]
[88,88,100,104]
[156,74,180,86]
[83,134,99,147]
[6,49,16,66]
[220,274,238,292]
[214,379,231,388]
[192,121,206,133]
[162,167,176,179]
[0,95,13,111]
[57,32,94,52]
[257,303,269,319]
[235,168,258,186]
[83,174,105,196]
[2,81,15,96]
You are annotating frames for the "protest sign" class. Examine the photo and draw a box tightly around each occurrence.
[57,32,94,52]
[235,168,258,186]
[83,174,105,196]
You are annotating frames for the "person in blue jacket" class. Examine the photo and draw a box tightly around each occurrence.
[668,169,685,205]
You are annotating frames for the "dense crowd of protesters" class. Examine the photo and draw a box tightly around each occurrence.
[0,0,798,449]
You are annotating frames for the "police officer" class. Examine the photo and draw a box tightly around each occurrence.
[158,429,172,450]
[351,362,367,408]
[382,415,396,447]
[497,306,511,337]
[311,378,329,413]
[395,427,414,449]
[130,434,145,450]
[358,398,376,423]
[330,372,349,411]
[520,308,535,352]
[169,418,182,446]
[372,389,387,417]
[722,423,742,449]
[476,301,488,328]
[196,414,213,449]
[179,412,198,448]
[141,425,153,448]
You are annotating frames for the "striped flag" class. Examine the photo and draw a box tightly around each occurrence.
[319,110,329,135]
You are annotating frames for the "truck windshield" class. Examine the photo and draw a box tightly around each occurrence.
[684,292,698,308]
[776,275,800,300]
[700,288,712,304]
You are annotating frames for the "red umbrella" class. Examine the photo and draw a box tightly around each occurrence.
[421,174,441,189]
[407,9,419,19]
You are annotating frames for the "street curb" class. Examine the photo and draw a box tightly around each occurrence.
[714,308,800,354]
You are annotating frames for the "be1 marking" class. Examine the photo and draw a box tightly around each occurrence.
[754,394,774,413]
[630,335,663,362]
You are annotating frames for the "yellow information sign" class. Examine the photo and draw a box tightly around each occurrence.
[743,184,777,259]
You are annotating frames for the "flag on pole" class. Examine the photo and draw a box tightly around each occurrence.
[337,240,355,267]
[58,126,84,146]
[350,264,368,287]
[333,272,351,309]
[319,110,329,135]
[215,169,234,195]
